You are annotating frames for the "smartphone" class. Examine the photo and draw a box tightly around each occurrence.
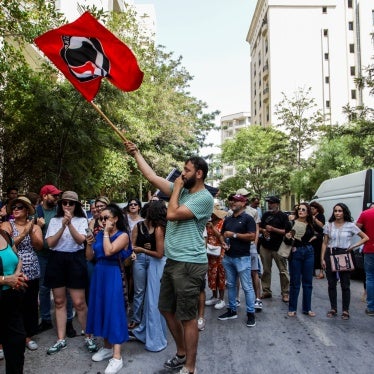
[85,227,93,237]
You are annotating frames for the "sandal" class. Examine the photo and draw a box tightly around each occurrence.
[287,311,297,317]
[127,321,139,330]
[327,309,337,318]
[303,311,316,317]
[341,311,350,320]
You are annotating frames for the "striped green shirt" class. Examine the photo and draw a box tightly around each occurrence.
[165,183,214,263]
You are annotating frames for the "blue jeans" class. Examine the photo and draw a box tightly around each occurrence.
[132,253,150,323]
[364,253,374,312]
[288,245,314,313]
[38,255,74,321]
[223,256,255,313]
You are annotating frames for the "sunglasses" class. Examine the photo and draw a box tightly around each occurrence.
[128,203,138,207]
[298,208,307,212]
[62,200,76,206]
[12,204,25,211]
[99,216,112,222]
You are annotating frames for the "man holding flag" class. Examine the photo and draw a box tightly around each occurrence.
[125,141,213,374]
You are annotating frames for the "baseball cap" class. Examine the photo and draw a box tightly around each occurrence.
[232,194,248,203]
[236,188,250,196]
[40,184,62,197]
[266,196,280,204]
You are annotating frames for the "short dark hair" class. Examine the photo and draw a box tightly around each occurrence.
[185,156,208,180]
[7,186,18,194]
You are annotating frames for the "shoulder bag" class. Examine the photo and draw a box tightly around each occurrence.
[277,240,293,258]
[330,248,355,272]
[206,243,221,257]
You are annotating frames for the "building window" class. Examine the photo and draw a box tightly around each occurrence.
[372,10,374,26]
[351,90,356,99]
[323,29,328,36]
[326,100,330,108]
[349,44,355,53]
[348,21,354,30]
[322,7,327,14]
[350,66,356,76]
[325,76,330,84]
[348,0,352,8]
[324,53,329,60]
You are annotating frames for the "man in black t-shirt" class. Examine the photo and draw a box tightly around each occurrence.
[259,196,290,302]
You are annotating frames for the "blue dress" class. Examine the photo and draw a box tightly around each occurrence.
[86,230,132,344]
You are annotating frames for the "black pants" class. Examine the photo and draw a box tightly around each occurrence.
[21,278,40,338]
[324,248,351,312]
[0,289,26,374]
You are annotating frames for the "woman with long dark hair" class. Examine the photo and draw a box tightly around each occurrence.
[130,200,168,352]
[86,203,132,374]
[285,203,317,317]
[44,191,97,355]
[321,203,368,320]
[309,201,326,279]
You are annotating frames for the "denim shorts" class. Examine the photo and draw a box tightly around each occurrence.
[158,259,207,321]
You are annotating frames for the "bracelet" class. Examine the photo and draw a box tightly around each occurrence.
[103,235,109,238]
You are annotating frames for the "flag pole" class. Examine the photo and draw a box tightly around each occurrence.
[90,101,128,142]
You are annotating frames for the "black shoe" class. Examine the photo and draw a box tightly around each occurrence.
[246,312,256,327]
[38,320,53,333]
[66,320,77,338]
[218,308,238,320]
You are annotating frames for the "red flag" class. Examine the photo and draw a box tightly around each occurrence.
[34,12,144,101]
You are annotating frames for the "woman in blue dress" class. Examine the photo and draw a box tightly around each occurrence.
[86,203,132,374]
[130,200,167,352]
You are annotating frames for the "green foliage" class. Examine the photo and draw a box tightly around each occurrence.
[221,125,292,199]
[217,175,249,201]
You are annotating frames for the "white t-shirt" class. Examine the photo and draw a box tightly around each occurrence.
[46,216,88,252]
[323,221,361,249]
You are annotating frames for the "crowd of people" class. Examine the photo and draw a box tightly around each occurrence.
[0,147,373,374]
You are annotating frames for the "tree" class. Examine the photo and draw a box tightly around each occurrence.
[220,125,292,199]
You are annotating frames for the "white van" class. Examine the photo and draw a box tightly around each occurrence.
[311,168,374,221]
[311,169,374,278]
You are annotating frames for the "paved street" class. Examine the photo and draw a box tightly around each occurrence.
[1,269,373,374]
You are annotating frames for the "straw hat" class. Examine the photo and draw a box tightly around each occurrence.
[6,196,35,215]
[212,208,227,220]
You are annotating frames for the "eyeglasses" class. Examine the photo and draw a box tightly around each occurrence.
[128,203,138,207]
[99,216,112,222]
[298,208,307,212]
[62,200,76,206]
[12,205,25,211]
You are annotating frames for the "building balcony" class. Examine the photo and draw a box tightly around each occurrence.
[263,87,269,102]
[262,22,268,36]
[262,63,269,79]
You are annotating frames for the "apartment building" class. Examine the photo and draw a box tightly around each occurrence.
[220,112,251,180]
[246,0,374,127]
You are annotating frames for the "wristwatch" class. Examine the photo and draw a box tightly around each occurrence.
[233,233,237,239]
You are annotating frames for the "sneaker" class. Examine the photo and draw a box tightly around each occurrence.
[218,308,237,320]
[47,339,67,355]
[38,320,53,333]
[214,299,226,310]
[128,331,139,341]
[26,340,38,350]
[164,354,186,370]
[246,312,256,327]
[365,309,374,316]
[105,357,123,374]
[197,317,206,331]
[66,320,77,338]
[254,299,263,312]
[205,297,218,306]
[0,349,4,360]
[92,347,113,362]
[179,366,197,374]
[85,337,98,353]
[236,299,241,307]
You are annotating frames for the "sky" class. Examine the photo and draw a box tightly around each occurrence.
[135,0,257,153]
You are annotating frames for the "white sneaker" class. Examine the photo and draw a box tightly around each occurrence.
[0,349,4,360]
[105,357,123,374]
[197,317,206,331]
[92,347,113,362]
[205,297,218,306]
[254,299,263,311]
[214,299,226,310]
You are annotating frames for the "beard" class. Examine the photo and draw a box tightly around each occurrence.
[46,199,57,209]
[183,175,197,190]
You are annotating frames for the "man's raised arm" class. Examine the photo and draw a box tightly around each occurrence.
[124,141,171,196]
